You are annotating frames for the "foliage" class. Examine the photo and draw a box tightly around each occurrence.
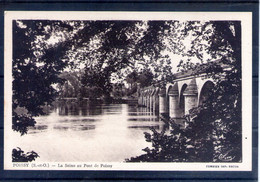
[57,71,82,98]
[12,112,36,135]
[138,69,154,88]
[13,20,73,134]
[12,147,39,162]
[184,21,242,161]
[62,21,175,96]
[83,86,104,99]
[111,83,125,99]
[13,20,174,108]
[69,21,139,98]
[82,67,113,98]
[127,21,242,162]
[126,120,214,162]
[124,69,155,96]
[126,71,138,86]
[57,71,109,99]
[12,20,75,161]
[12,19,242,163]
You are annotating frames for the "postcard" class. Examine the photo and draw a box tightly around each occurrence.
[4,11,252,171]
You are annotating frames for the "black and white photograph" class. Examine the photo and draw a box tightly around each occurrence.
[4,12,252,171]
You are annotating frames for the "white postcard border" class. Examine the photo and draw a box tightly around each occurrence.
[4,11,252,171]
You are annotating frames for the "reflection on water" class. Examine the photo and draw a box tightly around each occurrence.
[32,125,48,131]
[128,117,158,122]
[15,100,165,162]
[128,125,160,130]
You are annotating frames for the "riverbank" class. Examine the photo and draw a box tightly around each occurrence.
[57,97,138,104]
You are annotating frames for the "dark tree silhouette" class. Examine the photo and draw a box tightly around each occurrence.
[12,20,75,161]
[70,21,174,98]
[127,21,242,162]
[12,148,39,162]
[13,20,74,135]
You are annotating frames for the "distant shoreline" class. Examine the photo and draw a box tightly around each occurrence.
[56,97,138,104]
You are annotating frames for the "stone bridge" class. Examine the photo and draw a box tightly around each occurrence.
[137,70,215,120]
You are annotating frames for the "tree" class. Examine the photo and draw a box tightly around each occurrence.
[67,21,175,97]
[181,21,242,162]
[13,19,242,163]
[72,21,140,99]
[13,20,76,135]
[127,21,242,162]
[12,147,39,162]
[12,20,176,162]
[12,20,76,161]
[57,71,83,98]
[137,69,154,88]
[12,20,174,133]
[126,71,138,87]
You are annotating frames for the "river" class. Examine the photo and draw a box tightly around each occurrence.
[12,100,166,162]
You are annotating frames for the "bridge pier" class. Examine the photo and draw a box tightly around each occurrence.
[141,95,144,106]
[159,87,168,116]
[147,95,150,108]
[138,94,142,106]
[137,74,215,121]
[183,79,198,115]
[153,92,159,113]
[150,94,153,111]
[168,84,182,118]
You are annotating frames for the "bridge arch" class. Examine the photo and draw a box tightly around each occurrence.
[168,83,182,118]
[138,70,218,121]
[183,78,198,115]
[149,88,156,111]
[152,88,160,113]
[158,87,168,115]
[147,89,152,108]
[179,83,188,116]
[167,85,173,101]
[198,80,214,106]
[143,90,148,107]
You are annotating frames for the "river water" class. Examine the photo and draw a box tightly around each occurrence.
[13,100,166,162]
